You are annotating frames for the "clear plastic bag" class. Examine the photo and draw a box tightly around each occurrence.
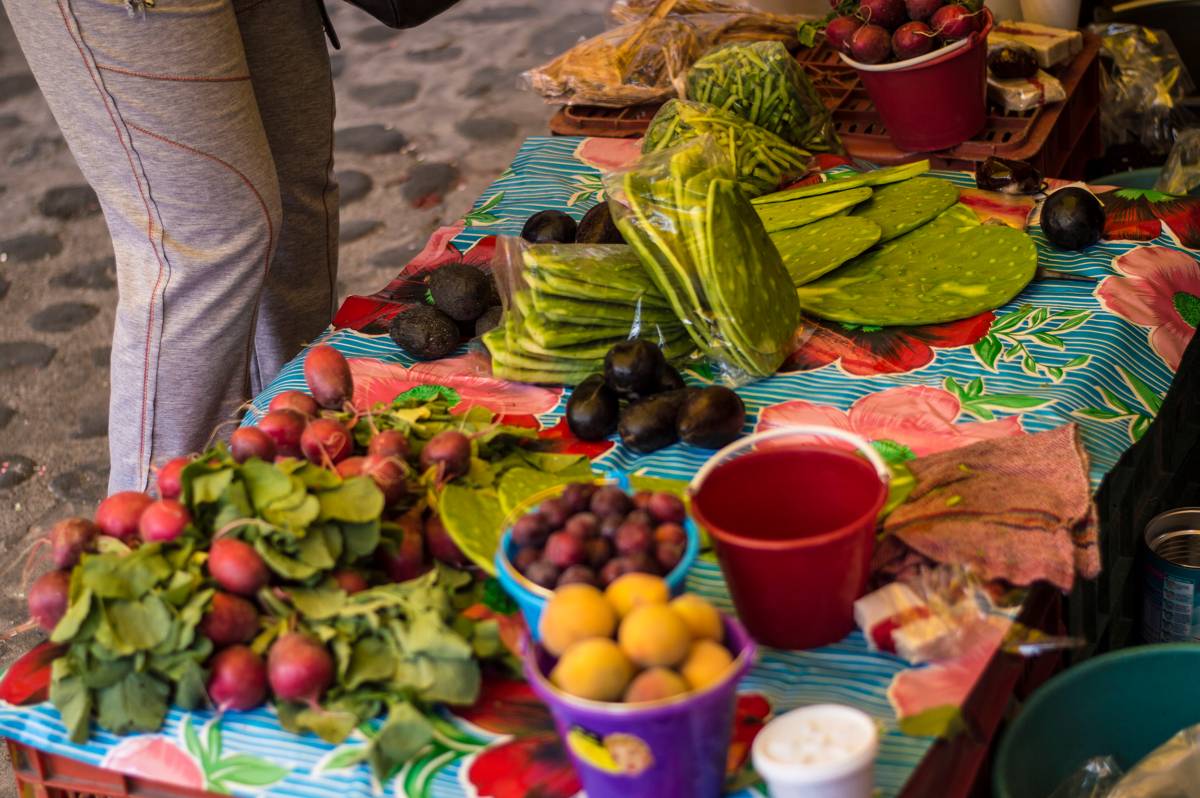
[603,136,806,384]
[1049,756,1125,798]
[483,237,694,385]
[1087,23,1197,156]
[988,70,1067,112]
[1155,129,1200,196]
[642,98,814,196]
[1110,724,1200,798]
[611,0,814,44]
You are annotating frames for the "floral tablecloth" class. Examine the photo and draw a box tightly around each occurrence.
[2,136,1198,798]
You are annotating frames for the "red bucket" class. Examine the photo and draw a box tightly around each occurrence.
[844,9,994,152]
[688,426,890,650]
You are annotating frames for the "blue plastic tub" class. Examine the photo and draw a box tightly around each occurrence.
[494,479,700,639]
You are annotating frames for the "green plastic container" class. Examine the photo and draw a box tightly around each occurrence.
[994,644,1200,798]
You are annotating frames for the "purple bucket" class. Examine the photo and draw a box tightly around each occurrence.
[525,617,757,798]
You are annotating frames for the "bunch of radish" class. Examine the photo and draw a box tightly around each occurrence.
[20,342,473,714]
[826,0,984,65]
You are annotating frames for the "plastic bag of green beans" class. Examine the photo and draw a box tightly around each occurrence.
[685,40,842,154]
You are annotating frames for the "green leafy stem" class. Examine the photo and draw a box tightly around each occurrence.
[943,376,1054,421]
[972,305,1093,382]
[183,717,288,794]
[1072,365,1163,442]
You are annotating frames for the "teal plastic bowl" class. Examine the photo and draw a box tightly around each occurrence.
[994,644,1200,798]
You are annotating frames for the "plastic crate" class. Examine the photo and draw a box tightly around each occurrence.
[549,32,1102,179]
[6,740,218,798]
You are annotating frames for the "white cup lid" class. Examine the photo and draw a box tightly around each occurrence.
[752,704,879,785]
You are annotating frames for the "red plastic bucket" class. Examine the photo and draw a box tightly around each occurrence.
[844,9,994,152]
[689,426,890,650]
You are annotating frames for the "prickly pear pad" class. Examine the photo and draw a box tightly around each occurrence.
[849,177,960,242]
[770,216,883,286]
[795,204,1038,326]
[752,159,931,205]
[755,186,874,233]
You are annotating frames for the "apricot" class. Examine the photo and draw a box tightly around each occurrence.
[623,667,689,704]
[670,594,724,642]
[550,638,634,701]
[680,639,734,691]
[539,584,617,657]
[604,572,669,618]
[618,604,692,668]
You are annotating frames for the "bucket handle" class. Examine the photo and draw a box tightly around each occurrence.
[688,425,891,495]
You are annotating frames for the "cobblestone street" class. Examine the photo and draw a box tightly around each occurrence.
[0,1,600,788]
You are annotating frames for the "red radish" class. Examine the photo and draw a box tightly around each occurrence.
[156,456,189,500]
[267,632,334,703]
[826,15,863,52]
[333,570,369,594]
[850,23,893,63]
[49,518,99,570]
[419,430,471,481]
[425,514,469,567]
[893,21,935,59]
[95,491,153,541]
[138,499,191,543]
[268,390,320,418]
[200,591,259,646]
[259,409,306,459]
[378,522,427,583]
[336,456,365,478]
[230,427,276,464]
[858,0,905,28]
[367,429,409,460]
[300,418,352,465]
[361,455,407,506]
[28,570,70,632]
[303,345,353,410]
[208,538,269,596]
[905,0,943,20]
[931,4,977,39]
[208,645,267,711]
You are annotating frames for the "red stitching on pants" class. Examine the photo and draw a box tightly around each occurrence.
[97,64,251,82]
[125,123,275,283]
[57,0,167,486]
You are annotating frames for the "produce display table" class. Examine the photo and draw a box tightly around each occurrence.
[2,135,1196,798]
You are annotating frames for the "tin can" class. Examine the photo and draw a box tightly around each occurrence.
[1143,509,1200,642]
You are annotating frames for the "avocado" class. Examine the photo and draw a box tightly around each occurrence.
[521,210,577,244]
[1041,187,1105,251]
[475,306,503,338]
[428,263,492,321]
[575,202,625,244]
[389,305,461,360]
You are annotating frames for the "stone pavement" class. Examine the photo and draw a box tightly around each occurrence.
[0,0,600,789]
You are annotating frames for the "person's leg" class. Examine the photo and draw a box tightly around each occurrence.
[2,0,282,491]
[235,0,338,394]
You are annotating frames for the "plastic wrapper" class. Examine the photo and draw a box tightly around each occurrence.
[611,0,812,43]
[685,40,842,153]
[642,99,813,196]
[989,21,1082,68]
[484,238,693,385]
[1109,724,1200,798]
[1087,24,1196,156]
[604,137,805,384]
[1049,757,1125,798]
[1155,129,1200,196]
[988,69,1067,112]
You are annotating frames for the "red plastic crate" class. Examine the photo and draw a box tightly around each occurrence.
[549,32,1102,179]
[6,740,219,798]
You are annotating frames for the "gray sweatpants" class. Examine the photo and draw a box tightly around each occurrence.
[3,0,339,493]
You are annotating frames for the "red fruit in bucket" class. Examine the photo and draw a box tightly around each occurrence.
[893,21,935,60]
[849,24,893,64]
[857,0,906,29]
[931,4,978,39]
[825,15,862,52]
[303,344,353,410]
[905,0,943,20]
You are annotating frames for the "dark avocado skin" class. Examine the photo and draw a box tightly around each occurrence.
[1041,187,1104,251]
[521,210,577,244]
[678,386,746,449]
[575,202,625,244]
[429,263,491,322]
[618,389,695,453]
[389,305,460,360]
[566,374,620,441]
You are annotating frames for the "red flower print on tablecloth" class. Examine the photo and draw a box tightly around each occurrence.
[757,385,1025,458]
[783,313,995,376]
[1100,188,1200,248]
[1097,245,1200,371]
[103,735,206,791]
[575,137,643,173]
[457,678,770,798]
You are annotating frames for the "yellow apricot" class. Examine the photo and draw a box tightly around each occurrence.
[617,604,692,668]
[669,594,724,642]
[604,572,669,618]
[623,667,689,703]
[680,639,734,691]
[539,584,617,657]
[550,638,634,701]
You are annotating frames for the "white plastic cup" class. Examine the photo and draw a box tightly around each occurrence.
[751,704,878,798]
[1017,0,1081,29]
